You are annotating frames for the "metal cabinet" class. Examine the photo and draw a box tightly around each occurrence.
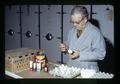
[92,5,114,46]
[40,5,62,62]
[21,5,39,49]
[5,5,21,50]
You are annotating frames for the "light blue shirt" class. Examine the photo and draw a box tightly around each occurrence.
[66,22,106,71]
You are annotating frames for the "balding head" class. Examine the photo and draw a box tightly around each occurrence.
[71,6,89,20]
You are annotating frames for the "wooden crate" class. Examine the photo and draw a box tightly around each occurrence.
[5,48,38,73]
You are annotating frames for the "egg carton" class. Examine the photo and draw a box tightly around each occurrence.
[76,69,114,79]
[90,72,114,79]
[49,64,81,78]
[79,68,97,78]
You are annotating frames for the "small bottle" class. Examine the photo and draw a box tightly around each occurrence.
[29,61,33,71]
[36,62,41,72]
[34,55,36,62]
[44,66,48,72]
[68,49,74,55]
[33,62,36,71]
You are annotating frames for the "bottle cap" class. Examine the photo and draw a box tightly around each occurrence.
[36,55,45,60]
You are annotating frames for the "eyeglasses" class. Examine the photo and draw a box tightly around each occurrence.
[70,17,85,24]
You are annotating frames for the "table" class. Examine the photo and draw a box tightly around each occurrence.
[5,61,114,79]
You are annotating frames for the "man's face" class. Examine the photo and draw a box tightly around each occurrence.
[70,13,86,30]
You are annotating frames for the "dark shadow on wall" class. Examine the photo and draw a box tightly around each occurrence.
[89,18,100,29]
[98,37,115,74]
[89,19,115,74]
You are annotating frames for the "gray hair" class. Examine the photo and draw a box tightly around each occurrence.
[71,6,89,20]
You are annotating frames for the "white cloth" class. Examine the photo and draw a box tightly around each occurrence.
[66,22,106,71]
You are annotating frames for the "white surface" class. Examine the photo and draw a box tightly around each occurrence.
[5,70,23,79]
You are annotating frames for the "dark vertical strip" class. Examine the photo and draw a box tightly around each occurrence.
[90,5,92,19]
[61,5,63,64]
[38,5,41,49]
[19,5,22,48]
[1,5,5,78]
[8,5,12,10]
[26,5,30,16]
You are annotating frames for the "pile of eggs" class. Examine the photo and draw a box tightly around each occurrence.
[49,64,81,78]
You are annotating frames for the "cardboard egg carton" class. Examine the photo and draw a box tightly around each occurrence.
[5,48,38,73]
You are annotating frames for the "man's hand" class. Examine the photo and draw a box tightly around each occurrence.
[69,49,80,59]
[59,43,68,53]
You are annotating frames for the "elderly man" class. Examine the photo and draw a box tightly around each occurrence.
[59,6,106,72]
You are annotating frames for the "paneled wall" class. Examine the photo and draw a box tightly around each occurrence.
[92,5,114,46]
[5,5,21,50]
[40,5,62,62]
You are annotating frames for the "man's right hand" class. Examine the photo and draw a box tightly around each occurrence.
[59,43,68,52]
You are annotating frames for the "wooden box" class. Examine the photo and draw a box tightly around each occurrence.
[5,48,37,73]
